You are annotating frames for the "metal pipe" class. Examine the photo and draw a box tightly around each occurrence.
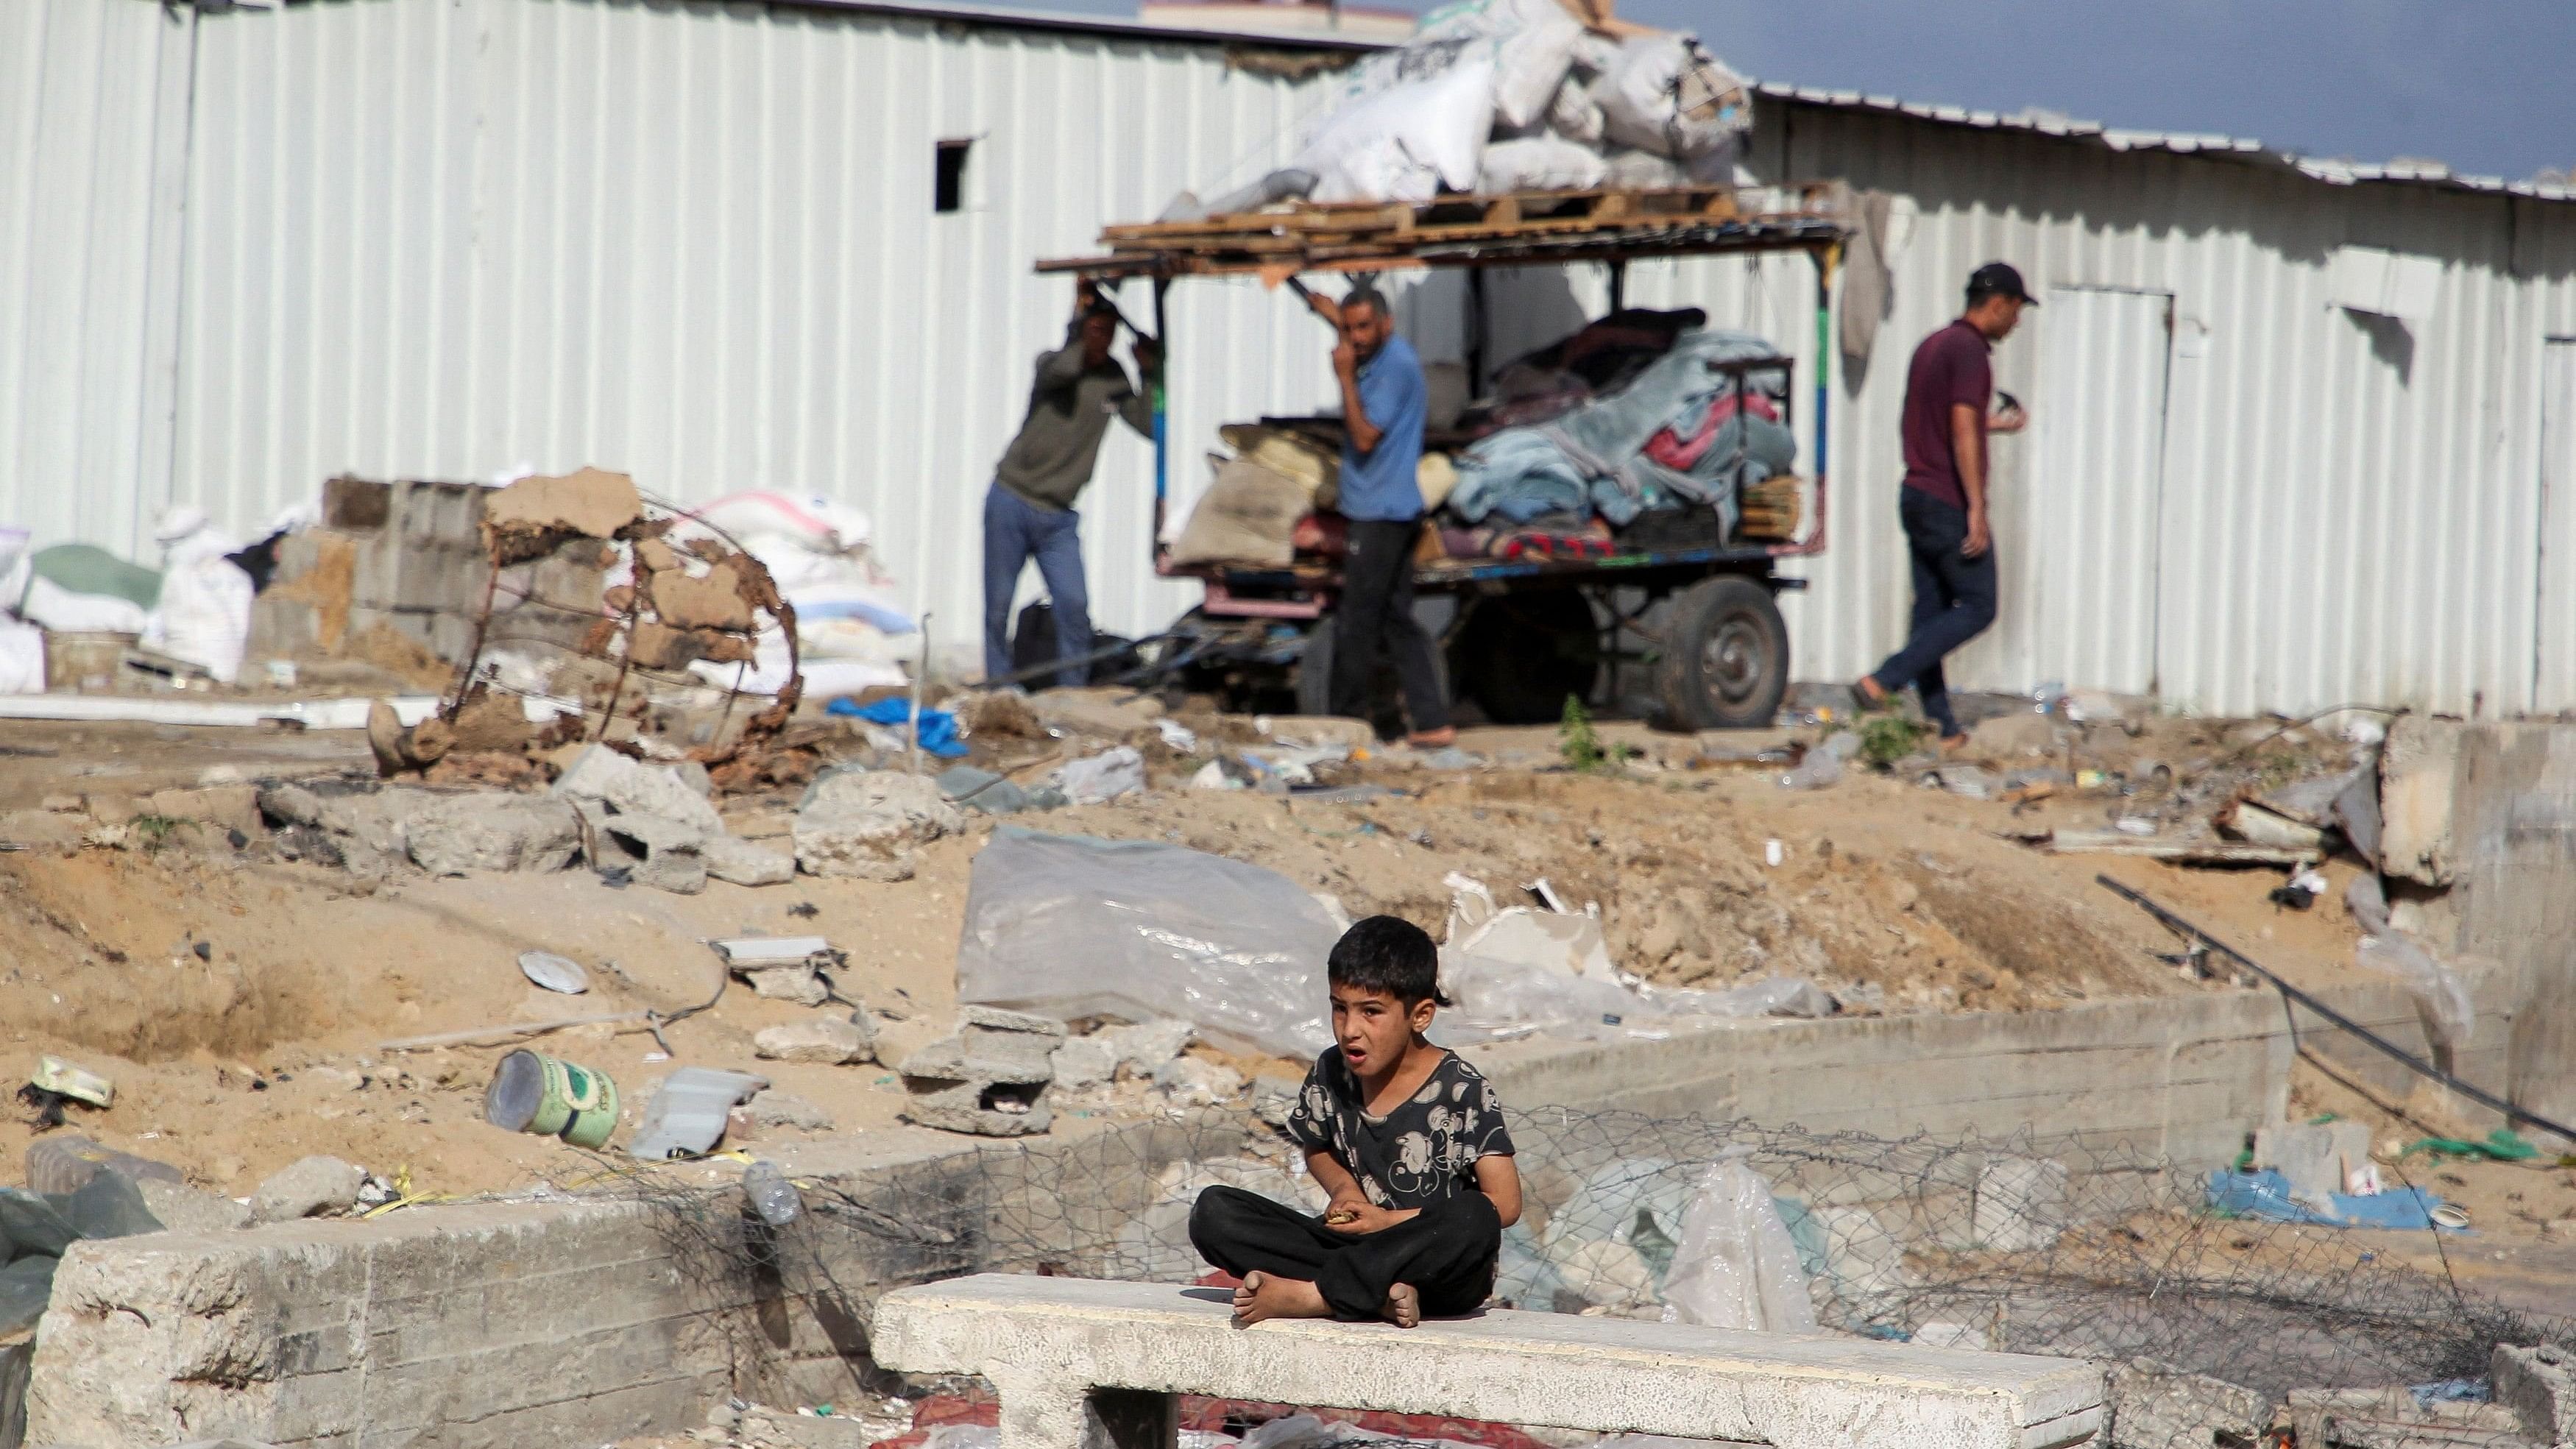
[1151,277,1171,566]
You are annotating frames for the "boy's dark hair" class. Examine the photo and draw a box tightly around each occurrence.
[1327,915,1451,1007]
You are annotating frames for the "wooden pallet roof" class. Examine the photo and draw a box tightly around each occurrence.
[1037,183,1848,278]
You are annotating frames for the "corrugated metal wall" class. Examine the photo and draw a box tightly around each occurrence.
[1716,104,2576,717]
[8,0,2573,714]
[0,0,185,557]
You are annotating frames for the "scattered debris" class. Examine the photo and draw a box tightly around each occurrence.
[899,1006,1066,1137]
[517,950,590,994]
[406,793,583,876]
[793,769,963,881]
[30,1055,113,1110]
[1058,745,1147,804]
[628,1068,770,1161]
[250,1155,368,1223]
[753,1016,877,1066]
[483,1050,622,1149]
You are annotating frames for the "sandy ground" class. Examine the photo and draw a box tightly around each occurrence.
[0,704,2468,1209]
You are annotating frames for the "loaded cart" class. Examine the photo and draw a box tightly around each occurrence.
[1044,183,1847,731]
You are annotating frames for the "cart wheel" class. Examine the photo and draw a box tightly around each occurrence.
[1455,590,1602,726]
[1656,575,1789,730]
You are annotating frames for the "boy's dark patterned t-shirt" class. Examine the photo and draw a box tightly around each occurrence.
[1284,1046,1515,1208]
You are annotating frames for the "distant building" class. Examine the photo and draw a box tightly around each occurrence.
[1137,0,1415,41]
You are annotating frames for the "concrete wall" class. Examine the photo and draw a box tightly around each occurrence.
[22,972,2527,1447]
[2380,717,2576,1134]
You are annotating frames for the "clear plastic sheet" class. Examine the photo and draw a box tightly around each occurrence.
[956,828,1342,1057]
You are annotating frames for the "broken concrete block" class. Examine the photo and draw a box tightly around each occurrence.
[146,785,262,835]
[2494,1343,2576,1443]
[251,1155,366,1223]
[404,794,582,876]
[2106,1360,2276,1449]
[588,810,708,894]
[134,1178,253,1234]
[702,833,795,887]
[483,466,640,545]
[899,1007,1065,1136]
[628,1068,768,1161]
[24,1136,184,1197]
[793,770,962,882]
[1050,1035,1121,1088]
[2378,714,2463,887]
[1103,1018,1196,1077]
[1155,1055,1245,1107]
[735,1091,835,1133]
[552,743,726,837]
[742,965,829,1007]
[1252,1074,1302,1127]
[650,560,757,632]
[0,809,82,850]
[753,1016,875,1066]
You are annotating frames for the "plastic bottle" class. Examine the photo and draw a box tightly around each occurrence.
[744,1160,802,1227]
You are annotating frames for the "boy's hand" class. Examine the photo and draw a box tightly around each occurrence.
[1324,1197,1418,1236]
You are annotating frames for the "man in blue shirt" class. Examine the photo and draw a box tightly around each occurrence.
[1305,283,1452,745]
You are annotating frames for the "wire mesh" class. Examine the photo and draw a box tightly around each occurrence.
[616,1106,2573,1448]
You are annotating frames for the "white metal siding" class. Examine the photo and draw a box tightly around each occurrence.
[0,0,178,557]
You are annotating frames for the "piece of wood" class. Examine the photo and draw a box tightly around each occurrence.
[379,1010,651,1052]
[2043,832,2315,865]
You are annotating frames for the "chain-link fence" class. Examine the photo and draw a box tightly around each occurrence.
[626,1106,2572,1448]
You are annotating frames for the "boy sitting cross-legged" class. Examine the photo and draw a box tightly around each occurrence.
[1188,915,1523,1327]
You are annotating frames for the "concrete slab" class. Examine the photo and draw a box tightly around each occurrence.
[873,1273,2105,1449]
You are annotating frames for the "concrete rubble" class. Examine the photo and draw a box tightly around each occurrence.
[898,1006,1066,1136]
[793,768,963,881]
[249,1155,367,1223]
[2494,1343,2576,1443]
[2103,1360,2274,1449]
[754,1016,877,1066]
[406,792,584,875]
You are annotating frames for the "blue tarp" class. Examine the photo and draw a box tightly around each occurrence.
[2204,1169,2459,1232]
[825,696,967,757]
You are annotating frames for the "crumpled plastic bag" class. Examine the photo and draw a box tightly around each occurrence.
[1596,35,1753,161]
[145,506,254,684]
[955,827,1339,1056]
[1058,745,1145,804]
[1782,731,1861,790]
[1659,1152,1819,1333]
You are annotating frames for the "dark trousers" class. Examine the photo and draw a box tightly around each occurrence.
[1331,520,1448,731]
[983,482,1091,689]
[1868,489,1998,738]
[1188,1185,1500,1321]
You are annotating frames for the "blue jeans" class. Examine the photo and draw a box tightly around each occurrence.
[983,482,1090,689]
[1867,489,1997,737]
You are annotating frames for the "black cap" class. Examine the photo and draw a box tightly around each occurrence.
[1966,261,2037,305]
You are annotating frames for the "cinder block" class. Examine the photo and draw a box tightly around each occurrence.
[322,475,392,531]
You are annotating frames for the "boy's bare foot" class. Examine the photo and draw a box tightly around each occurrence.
[1380,1283,1421,1328]
[1853,676,1891,709]
[1232,1271,1329,1326]
[1405,726,1457,748]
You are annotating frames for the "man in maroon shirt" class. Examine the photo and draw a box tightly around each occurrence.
[1855,262,2034,748]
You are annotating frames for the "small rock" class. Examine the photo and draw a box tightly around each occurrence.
[1259,715,1374,750]
[1050,1035,1121,1088]
[793,770,962,881]
[738,1090,835,1132]
[406,794,583,875]
[250,1155,367,1222]
[753,1016,876,1066]
[136,1177,255,1233]
[2542,1217,2576,1242]
[674,760,715,797]
[147,784,263,835]
[704,833,796,887]
[1035,687,1164,738]
[39,793,84,814]
[24,1135,184,1196]
[1967,711,2061,757]
[583,807,708,894]
[1155,1055,1245,1107]
[1103,1018,1195,1077]
[958,687,1043,740]
[86,793,142,826]
[743,965,830,1007]
[708,1400,744,1431]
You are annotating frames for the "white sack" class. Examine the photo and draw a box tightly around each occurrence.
[1411,0,1585,132]
[1546,74,1607,146]
[144,507,253,684]
[1296,58,1496,203]
[0,617,43,693]
[1479,135,1610,193]
[1597,35,1753,161]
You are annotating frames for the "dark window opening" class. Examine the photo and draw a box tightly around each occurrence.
[934,140,971,213]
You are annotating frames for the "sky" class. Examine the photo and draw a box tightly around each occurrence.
[1057,0,2576,182]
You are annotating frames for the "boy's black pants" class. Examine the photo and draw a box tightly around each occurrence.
[1188,1184,1500,1321]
